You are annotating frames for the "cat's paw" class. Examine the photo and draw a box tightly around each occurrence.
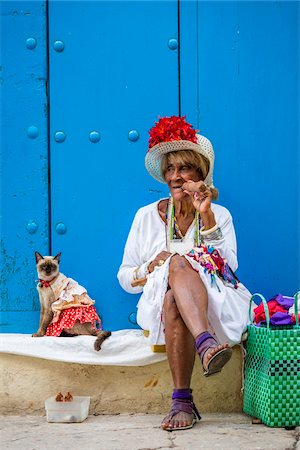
[32,332,44,337]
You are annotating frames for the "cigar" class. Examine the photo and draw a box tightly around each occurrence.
[199,183,207,192]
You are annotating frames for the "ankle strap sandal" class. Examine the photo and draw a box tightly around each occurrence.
[161,389,201,431]
[196,331,233,377]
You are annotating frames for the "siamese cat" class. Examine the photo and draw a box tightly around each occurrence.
[33,251,111,351]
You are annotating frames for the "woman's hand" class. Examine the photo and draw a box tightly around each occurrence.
[148,251,172,273]
[182,180,216,229]
[181,180,212,213]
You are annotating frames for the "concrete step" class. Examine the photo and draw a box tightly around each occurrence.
[1,346,244,414]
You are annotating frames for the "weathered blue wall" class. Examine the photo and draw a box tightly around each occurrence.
[47,0,177,331]
[0,1,48,332]
[195,1,299,298]
[1,1,299,333]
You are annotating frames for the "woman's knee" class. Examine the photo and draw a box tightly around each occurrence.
[169,255,191,276]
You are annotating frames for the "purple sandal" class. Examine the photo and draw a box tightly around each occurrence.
[161,389,201,432]
[196,331,233,377]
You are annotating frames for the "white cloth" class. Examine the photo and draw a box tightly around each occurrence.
[47,273,94,322]
[117,200,252,346]
[0,330,167,366]
[51,273,88,303]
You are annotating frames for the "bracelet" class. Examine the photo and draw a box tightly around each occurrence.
[200,224,218,236]
[200,224,223,241]
[146,262,152,274]
[134,262,151,281]
[133,266,140,280]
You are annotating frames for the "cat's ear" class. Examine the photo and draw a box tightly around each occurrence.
[53,252,61,263]
[35,252,44,263]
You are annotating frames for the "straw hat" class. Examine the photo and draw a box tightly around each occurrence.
[145,116,215,187]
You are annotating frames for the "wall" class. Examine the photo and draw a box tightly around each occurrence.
[1,347,244,414]
[1,1,48,331]
[196,1,299,297]
[1,1,299,333]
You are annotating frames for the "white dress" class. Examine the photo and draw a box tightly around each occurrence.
[117,200,252,346]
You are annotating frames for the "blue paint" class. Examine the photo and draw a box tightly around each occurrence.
[128,312,137,325]
[54,131,66,142]
[0,1,48,326]
[194,1,299,297]
[53,40,64,52]
[55,223,67,235]
[0,311,40,333]
[89,131,101,143]
[27,125,39,138]
[26,221,39,234]
[179,0,198,124]
[168,38,178,50]
[128,130,139,142]
[2,1,298,334]
[26,37,37,50]
[48,0,178,332]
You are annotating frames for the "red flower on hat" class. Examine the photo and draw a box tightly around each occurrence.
[148,116,198,149]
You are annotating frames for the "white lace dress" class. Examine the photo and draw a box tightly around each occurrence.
[117,200,252,345]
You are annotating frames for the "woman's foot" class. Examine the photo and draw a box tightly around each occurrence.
[195,332,232,377]
[202,342,230,371]
[161,410,195,430]
[160,389,201,432]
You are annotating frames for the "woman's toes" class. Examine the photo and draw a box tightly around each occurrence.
[168,420,175,429]
[204,343,228,364]
[161,412,193,430]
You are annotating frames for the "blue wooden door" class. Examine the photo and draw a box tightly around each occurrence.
[48,0,178,330]
[0,1,48,332]
[1,1,298,333]
[180,1,300,298]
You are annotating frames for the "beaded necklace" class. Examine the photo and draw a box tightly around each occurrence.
[166,197,201,246]
[165,197,239,290]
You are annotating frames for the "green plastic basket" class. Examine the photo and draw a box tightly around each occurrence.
[243,291,300,427]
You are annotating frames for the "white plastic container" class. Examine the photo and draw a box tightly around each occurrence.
[45,396,90,423]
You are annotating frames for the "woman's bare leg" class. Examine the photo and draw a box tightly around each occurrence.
[168,255,229,369]
[161,289,196,430]
[161,255,230,429]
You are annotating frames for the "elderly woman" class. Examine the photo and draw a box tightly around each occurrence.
[118,116,251,431]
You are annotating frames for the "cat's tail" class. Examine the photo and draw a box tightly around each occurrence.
[94,331,111,351]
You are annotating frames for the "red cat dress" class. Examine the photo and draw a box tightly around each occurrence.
[43,273,101,336]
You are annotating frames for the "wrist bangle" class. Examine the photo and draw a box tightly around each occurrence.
[200,224,223,241]
[200,224,218,236]
[146,262,152,274]
[133,266,140,280]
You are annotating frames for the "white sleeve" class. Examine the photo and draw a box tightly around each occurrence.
[203,209,238,272]
[117,211,152,294]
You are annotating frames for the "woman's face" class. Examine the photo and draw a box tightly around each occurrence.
[164,160,202,200]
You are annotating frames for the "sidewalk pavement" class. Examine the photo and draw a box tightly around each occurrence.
[1,413,299,450]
